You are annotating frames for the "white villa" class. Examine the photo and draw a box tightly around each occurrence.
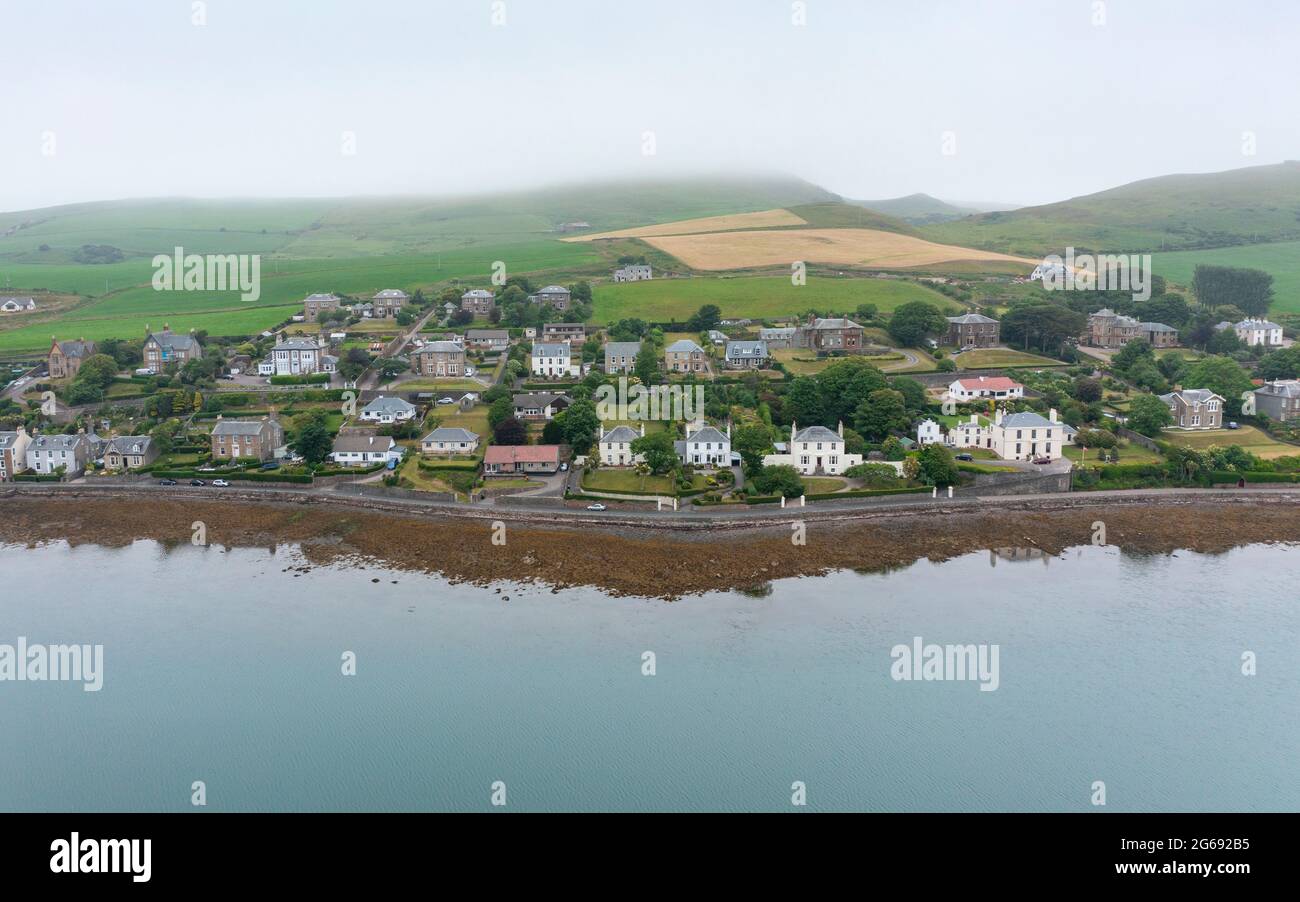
[420,427,480,456]
[329,432,403,466]
[762,421,863,476]
[676,422,731,467]
[259,334,337,377]
[598,423,644,467]
[0,297,36,313]
[1233,318,1284,348]
[919,409,1063,461]
[531,341,580,379]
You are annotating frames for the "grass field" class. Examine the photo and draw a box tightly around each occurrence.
[1160,425,1298,459]
[641,228,1038,272]
[953,348,1067,369]
[591,275,958,324]
[801,476,846,493]
[583,469,675,494]
[1154,239,1300,313]
[771,349,835,375]
[565,208,807,241]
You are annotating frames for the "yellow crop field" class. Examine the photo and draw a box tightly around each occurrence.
[563,208,807,242]
[640,228,1038,271]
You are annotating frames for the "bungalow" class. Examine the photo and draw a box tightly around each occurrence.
[330,431,403,466]
[1159,388,1224,430]
[461,289,496,317]
[664,339,707,374]
[483,444,561,476]
[372,289,409,318]
[542,323,586,346]
[603,341,640,374]
[724,340,769,370]
[420,427,480,456]
[1234,318,1284,348]
[104,436,158,471]
[359,396,418,424]
[0,426,32,481]
[0,296,36,313]
[762,421,863,476]
[48,337,96,379]
[465,329,509,352]
[25,433,90,478]
[599,424,644,466]
[211,414,285,461]
[947,376,1024,401]
[531,342,580,379]
[676,423,731,467]
[513,392,571,420]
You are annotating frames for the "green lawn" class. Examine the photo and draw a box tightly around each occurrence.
[592,275,959,324]
[801,476,846,493]
[583,468,675,494]
[953,348,1066,369]
[1160,425,1298,459]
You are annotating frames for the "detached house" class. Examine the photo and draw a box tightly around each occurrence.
[483,444,561,476]
[48,338,96,379]
[542,323,586,346]
[465,329,509,352]
[372,289,409,318]
[0,296,36,313]
[612,264,652,282]
[104,436,158,471]
[210,415,285,461]
[0,426,32,481]
[724,340,769,370]
[1159,388,1224,430]
[797,317,864,354]
[25,433,90,478]
[762,421,863,476]
[945,313,1000,349]
[947,376,1024,401]
[676,423,731,467]
[529,285,572,311]
[603,341,640,374]
[412,341,466,377]
[1234,318,1284,348]
[531,342,580,379]
[664,339,707,374]
[143,326,202,371]
[262,334,336,376]
[759,326,797,350]
[330,431,403,466]
[1253,380,1300,422]
[988,410,1062,461]
[359,396,417,424]
[303,293,341,320]
[513,393,571,420]
[420,427,480,456]
[461,289,496,317]
[599,424,644,466]
[1084,309,1141,348]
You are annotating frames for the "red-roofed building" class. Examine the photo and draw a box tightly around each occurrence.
[947,376,1024,401]
[483,444,562,476]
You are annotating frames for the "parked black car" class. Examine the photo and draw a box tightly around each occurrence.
[159,479,178,486]
[189,479,206,486]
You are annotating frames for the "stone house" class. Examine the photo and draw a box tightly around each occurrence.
[210,415,285,461]
[48,338,96,379]
[1159,389,1224,430]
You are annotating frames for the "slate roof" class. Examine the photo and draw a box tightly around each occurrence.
[422,427,479,444]
[531,342,570,357]
[792,425,841,444]
[600,425,640,444]
[107,436,153,456]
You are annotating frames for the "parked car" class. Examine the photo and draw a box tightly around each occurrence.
[464,366,475,377]
[586,503,607,511]
[955,453,974,461]
[260,461,280,470]
[560,462,569,471]
[189,479,206,486]
[159,479,178,486]
[437,397,455,405]
[1226,421,1240,430]
[1032,457,1052,465]
[212,479,230,487]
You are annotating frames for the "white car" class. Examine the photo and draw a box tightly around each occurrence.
[212,479,230,487]
[464,366,476,377]
[586,503,607,512]
[437,397,455,405]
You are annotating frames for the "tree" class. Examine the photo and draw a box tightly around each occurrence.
[1127,393,1173,436]
[1072,376,1103,404]
[1000,303,1086,353]
[376,357,408,380]
[687,304,722,332]
[732,423,773,471]
[1183,356,1253,413]
[1258,347,1300,381]
[814,357,888,426]
[783,376,825,427]
[634,337,661,385]
[887,301,947,347]
[916,444,960,487]
[1192,265,1274,316]
[752,464,804,498]
[450,309,474,327]
[560,399,600,452]
[292,415,334,465]
[339,348,372,381]
[1142,293,1192,329]
[493,417,528,446]
[852,389,909,441]
[74,354,119,391]
[630,430,678,475]
[487,396,514,430]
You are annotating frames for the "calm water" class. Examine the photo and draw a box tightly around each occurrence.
[1,538,1297,812]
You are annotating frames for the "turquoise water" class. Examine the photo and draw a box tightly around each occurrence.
[1,539,1297,812]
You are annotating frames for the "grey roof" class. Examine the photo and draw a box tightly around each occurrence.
[808,317,862,330]
[1159,389,1224,405]
[999,412,1057,428]
[107,436,153,456]
[686,425,728,444]
[604,341,641,356]
[0,431,25,450]
[537,285,570,294]
[55,339,95,358]
[1257,380,1300,398]
[600,425,640,443]
[332,432,396,453]
[1237,318,1282,330]
[148,330,199,351]
[422,427,479,443]
[666,339,703,353]
[415,341,464,354]
[531,342,570,357]
[374,289,408,299]
[793,425,841,443]
[544,322,585,331]
[274,336,323,351]
[211,418,271,437]
[760,327,797,337]
[466,329,508,339]
[513,392,570,408]
[946,313,998,324]
[725,340,768,359]
[304,293,339,302]
[462,289,494,299]
[28,434,87,451]
[362,396,417,415]
[1140,322,1177,332]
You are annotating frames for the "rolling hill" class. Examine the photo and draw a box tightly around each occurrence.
[919,161,1300,256]
[851,193,985,224]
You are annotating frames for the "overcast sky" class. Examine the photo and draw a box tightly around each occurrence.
[3,0,1297,213]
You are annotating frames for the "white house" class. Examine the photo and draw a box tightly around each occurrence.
[531,341,580,379]
[329,432,404,466]
[359,396,417,424]
[676,423,731,467]
[260,334,336,376]
[1234,318,1284,347]
[989,410,1061,461]
[947,376,1024,401]
[598,423,644,466]
[612,264,652,282]
[25,433,90,478]
[762,421,863,476]
[0,296,36,313]
[420,427,480,456]
[916,418,944,446]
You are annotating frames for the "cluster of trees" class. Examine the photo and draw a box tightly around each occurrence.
[886,301,948,347]
[488,278,594,328]
[1192,265,1274,316]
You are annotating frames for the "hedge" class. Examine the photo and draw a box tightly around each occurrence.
[14,473,62,482]
[802,486,932,501]
[270,374,331,385]
[150,469,313,484]
[417,458,481,473]
[1206,470,1300,485]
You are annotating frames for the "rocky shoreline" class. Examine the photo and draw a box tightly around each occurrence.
[3,494,1299,598]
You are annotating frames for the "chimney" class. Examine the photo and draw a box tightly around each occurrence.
[837,420,844,439]
[1049,408,1058,423]
[790,421,797,446]
[995,409,1004,426]
[640,423,645,437]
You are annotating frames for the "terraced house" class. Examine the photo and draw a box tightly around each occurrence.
[664,339,707,374]
[210,415,285,461]
[143,326,202,371]
[0,426,31,482]
[48,337,96,379]
[603,341,640,374]
[25,433,90,478]
[1159,388,1224,430]
[104,436,158,471]
[412,341,466,377]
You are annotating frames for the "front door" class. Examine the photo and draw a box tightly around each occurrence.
[816,456,823,472]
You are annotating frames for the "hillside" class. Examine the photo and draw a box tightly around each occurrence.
[919,161,1300,256]
[850,193,982,225]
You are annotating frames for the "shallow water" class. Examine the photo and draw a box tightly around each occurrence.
[1,539,1296,811]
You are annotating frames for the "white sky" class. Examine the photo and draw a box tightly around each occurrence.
[2,0,1297,212]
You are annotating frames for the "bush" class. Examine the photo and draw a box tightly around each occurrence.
[270,373,331,385]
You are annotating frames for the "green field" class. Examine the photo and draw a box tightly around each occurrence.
[1160,425,1297,459]
[592,276,958,324]
[583,469,675,494]
[953,348,1066,369]
[1154,239,1300,313]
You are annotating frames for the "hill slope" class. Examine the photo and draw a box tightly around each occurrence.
[920,161,1300,255]
[850,193,983,224]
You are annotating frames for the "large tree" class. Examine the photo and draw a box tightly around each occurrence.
[630,430,678,475]
[1127,393,1173,436]
[1000,303,1086,353]
[1192,265,1274,316]
[886,301,948,347]
[493,417,528,446]
[852,389,909,442]
[1183,356,1254,413]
